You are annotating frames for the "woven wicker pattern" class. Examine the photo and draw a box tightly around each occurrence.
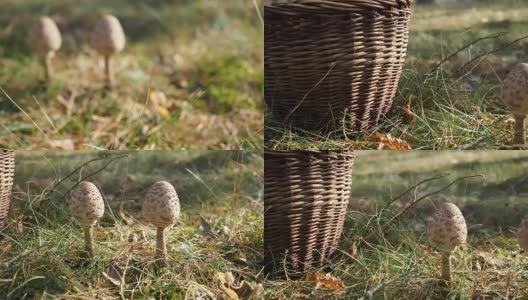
[264,150,355,276]
[265,0,412,132]
[0,150,15,228]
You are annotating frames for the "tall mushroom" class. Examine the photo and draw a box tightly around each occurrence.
[90,14,126,89]
[502,63,528,144]
[517,215,528,252]
[427,203,467,283]
[142,181,180,265]
[69,181,105,258]
[28,16,62,82]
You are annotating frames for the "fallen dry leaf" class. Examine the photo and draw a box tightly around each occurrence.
[214,271,262,299]
[306,272,345,291]
[368,133,412,150]
[102,260,125,287]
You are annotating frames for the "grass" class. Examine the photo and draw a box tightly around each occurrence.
[265,0,528,150]
[0,0,264,150]
[0,151,264,299]
[265,151,528,299]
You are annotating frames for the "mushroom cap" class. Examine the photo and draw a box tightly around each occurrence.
[90,14,126,56]
[517,215,528,251]
[502,63,528,117]
[427,202,467,253]
[28,16,62,54]
[142,181,180,228]
[69,181,105,227]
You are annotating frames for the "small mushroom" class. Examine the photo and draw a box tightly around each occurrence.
[28,16,62,82]
[502,63,528,144]
[69,181,105,258]
[427,203,467,283]
[90,14,126,89]
[142,181,180,265]
[517,215,528,252]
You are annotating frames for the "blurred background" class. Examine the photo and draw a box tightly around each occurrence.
[0,0,264,150]
[352,150,528,231]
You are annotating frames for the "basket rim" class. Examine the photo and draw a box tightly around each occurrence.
[265,0,413,12]
[265,150,355,160]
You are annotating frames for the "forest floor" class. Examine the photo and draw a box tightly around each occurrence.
[0,0,264,150]
[0,151,264,299]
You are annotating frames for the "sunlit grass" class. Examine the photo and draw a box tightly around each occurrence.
[0,151,264,298]
[0,0,264,150]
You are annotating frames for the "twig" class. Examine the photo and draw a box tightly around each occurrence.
[429,32,504,74]
[380,174,483,233]
[455,34,528,75]
[362,175,483,244]
[60,154,130,199]
[379,174,450,214]
[45,155,110,198]
[456,135,493,150]
[7,276,45,299]
[282,62,336,123]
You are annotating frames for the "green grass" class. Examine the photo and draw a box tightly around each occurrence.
[265,151,528,299]
[0,151,264,299]
[0,0,264,150]
[265,0,528,150]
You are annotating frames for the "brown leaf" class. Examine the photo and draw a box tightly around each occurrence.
[348,239,358,258]
[215,272,239,300]
[306,272,345,290]
[232,281,262,298]
[367,133,412,150]
[402,95,416,124]
[102,260,125,287]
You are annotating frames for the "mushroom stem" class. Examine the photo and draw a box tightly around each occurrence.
[44,52,53,82]
[156,226,167,265]
[441,252,451,283]
[513,115,526,144]
[83,226,94,257]
[104,55,113,89]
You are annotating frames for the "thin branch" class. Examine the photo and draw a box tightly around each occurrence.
[60,154,130,199]
[455,34,528,75]
[429,32,504,74]
[380,173,450,214]
[46,156,109,197]
[381,174,483,233]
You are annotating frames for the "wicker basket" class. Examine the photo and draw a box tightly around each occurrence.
[264,150,355,277]
[0,150,15,228]
[265,0,413,133]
